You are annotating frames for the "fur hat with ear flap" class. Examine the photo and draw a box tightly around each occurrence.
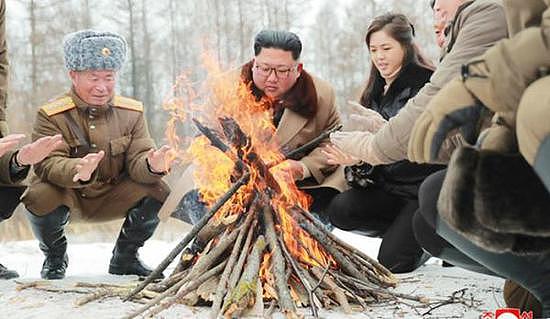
[438,146,550,255]
[63,29,127,71]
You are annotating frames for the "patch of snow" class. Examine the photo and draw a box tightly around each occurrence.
[0,230,504,318]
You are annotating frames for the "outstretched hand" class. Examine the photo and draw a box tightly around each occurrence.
[73,150,105,182]
[0,134,26,158]
[271,159,305,181]
[321,144,360,166]
[146,145,173,174]
[17,134,64,166]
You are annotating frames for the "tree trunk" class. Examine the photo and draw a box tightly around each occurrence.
[29,0,38,106]
[141,0,154,129]
[127,0,138,98]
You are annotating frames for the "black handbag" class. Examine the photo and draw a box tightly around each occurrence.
[344,162,377,189]
[345,161,445,199]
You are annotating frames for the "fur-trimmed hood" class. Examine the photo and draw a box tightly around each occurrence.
[240,60,318,119]
[439,146,550,255]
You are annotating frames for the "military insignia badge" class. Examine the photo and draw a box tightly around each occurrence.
[101,47,111,57]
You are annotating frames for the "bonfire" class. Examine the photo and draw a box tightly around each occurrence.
[120,59,427,318]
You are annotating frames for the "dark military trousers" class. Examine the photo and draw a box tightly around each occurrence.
[413,170,549,317]
[0,186,25,221]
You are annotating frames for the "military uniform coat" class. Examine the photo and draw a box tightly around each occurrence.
[22,90,170,222]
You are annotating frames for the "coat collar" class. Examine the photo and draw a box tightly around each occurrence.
[372,63,432,103]
[445,0,475,55]
[383,63,432,98]
[69,87,113,115]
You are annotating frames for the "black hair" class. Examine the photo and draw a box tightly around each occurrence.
[253,30,302,60]
[359,13,434,107]
[430,0,436,9]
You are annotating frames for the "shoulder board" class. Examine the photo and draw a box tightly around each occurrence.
[113,96,144,112]
[40,96,76,116]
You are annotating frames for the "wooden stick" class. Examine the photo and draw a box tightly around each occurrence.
[292,210,364,281]
[147,270,188,293]
[124,172,249,301]
[262,206,296,315]
[335,272,429,304]
[311,267,352,314]
[123,260,227,319]
[296,207,396,284]
[332,273,368,310]
[283,124,342,160]
[187,224,241,280]
[210,208,256,318]
[223,236,266,318]
[226,220,256,292]
[278,236,321,318]
[75,288,111,306]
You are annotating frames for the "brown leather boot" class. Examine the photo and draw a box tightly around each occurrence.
[503,279,542,317]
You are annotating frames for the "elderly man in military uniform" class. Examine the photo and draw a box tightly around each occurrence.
[0,134,63,279]
[21,30,172,280]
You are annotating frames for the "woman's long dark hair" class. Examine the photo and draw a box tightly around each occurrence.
[359,13,434,107]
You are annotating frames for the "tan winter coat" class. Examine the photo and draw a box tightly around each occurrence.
[22,90,170,222]
[160,67,345,219]
[369,0,508,163]
[476,0,550,164]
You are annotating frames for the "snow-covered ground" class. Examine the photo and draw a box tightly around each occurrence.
[0,229,505,319]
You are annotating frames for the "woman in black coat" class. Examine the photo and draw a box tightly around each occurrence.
[323,13,444,273]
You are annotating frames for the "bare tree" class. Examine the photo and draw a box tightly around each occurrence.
[125,0,138,97]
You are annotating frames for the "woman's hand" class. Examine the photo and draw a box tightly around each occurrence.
[329,131,384,166]
[321,143,361,166]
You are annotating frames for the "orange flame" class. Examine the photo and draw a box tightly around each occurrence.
[164,52,336,281]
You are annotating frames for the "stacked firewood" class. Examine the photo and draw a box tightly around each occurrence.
[122,118,427,318]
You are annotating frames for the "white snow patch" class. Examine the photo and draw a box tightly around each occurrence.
[0,230,505,318]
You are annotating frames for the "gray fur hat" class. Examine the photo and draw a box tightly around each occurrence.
[63,30,127,71]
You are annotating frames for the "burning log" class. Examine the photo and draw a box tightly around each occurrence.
[125,171,250,301]
[121,117,430,318]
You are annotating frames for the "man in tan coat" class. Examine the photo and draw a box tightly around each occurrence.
[21,30,172,280]
[170,30,342,225]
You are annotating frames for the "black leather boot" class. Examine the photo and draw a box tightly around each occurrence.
[0,263,18,279]
[109,197,162,278]
[27,207,69,280]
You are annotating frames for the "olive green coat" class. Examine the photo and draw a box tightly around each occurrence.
[22,90,170,222]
